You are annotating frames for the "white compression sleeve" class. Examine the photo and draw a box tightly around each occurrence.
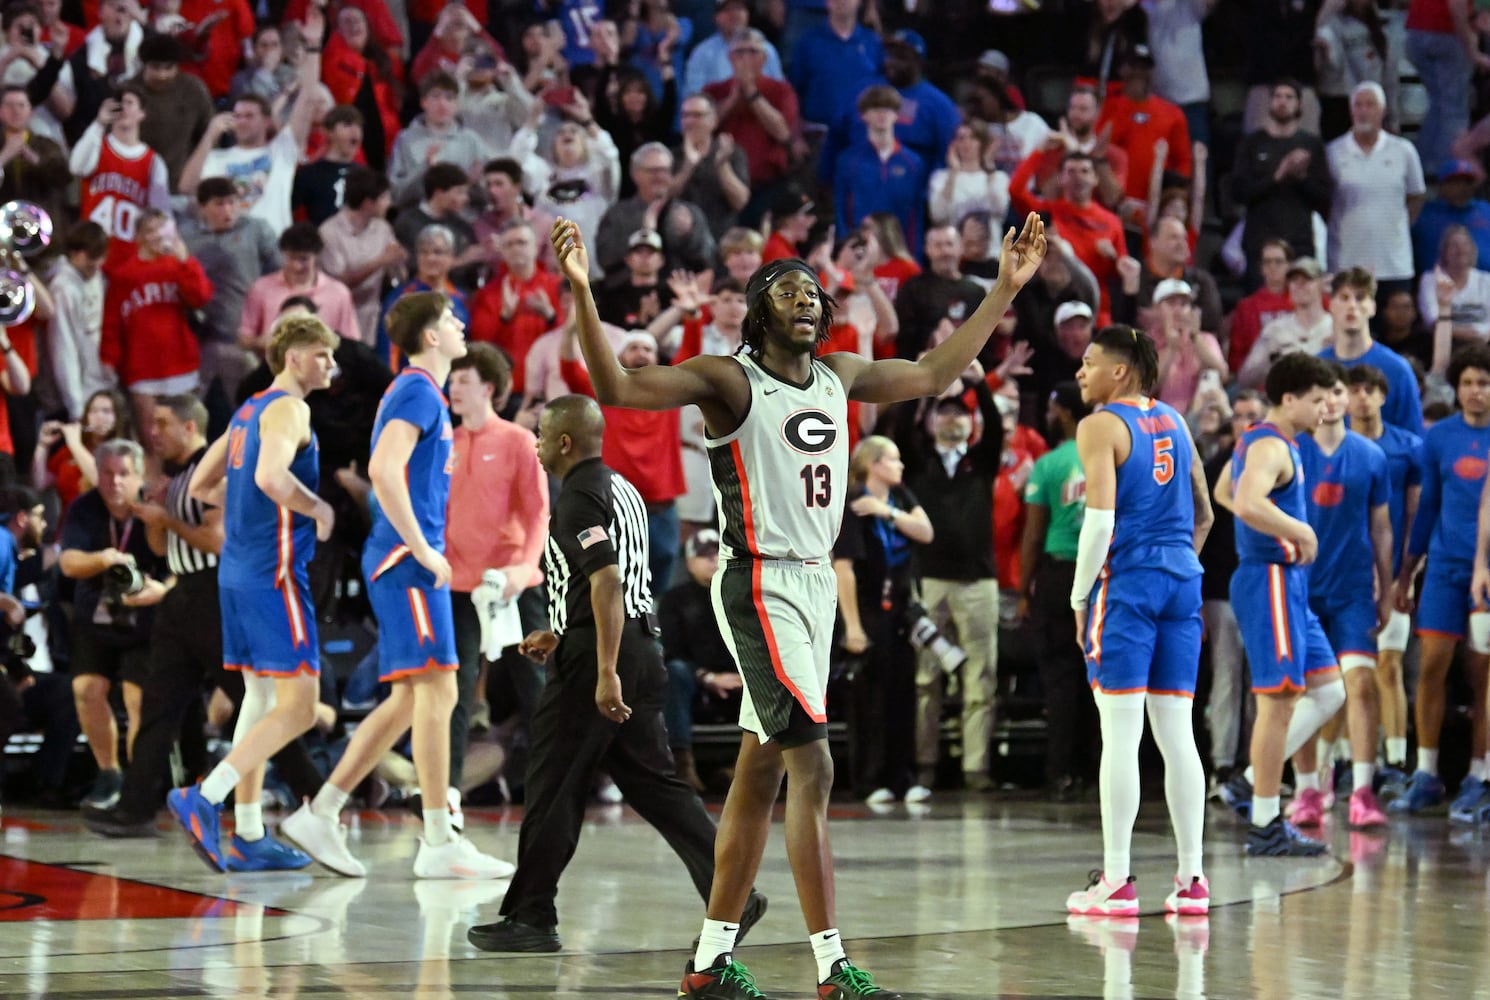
[1071,507,1116,610]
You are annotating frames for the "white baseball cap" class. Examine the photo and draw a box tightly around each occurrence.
[1054,301,1094,326]
[1151,278,1194,305]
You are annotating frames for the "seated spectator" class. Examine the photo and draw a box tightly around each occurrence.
[376,224,471,369]
[239,221,359,352]
[59,438,168,809]
[1420,224,1490,344]
[183,176,280,405]
[101,210,212,440]
[69,82,172,263]
[1113,215,1224,333]
[391,161,482,282]
[1151,278,1227,412]
[319,167,403,347]
[658,529,740,793]
[1313,0,1401,142]
[703,28,796,209]
[388,71,485,206]
[179,38,321,236]
[595,228,674,327]
[1326,81,1424,309]
[670,92,750,238]
[230,24,296,104]
[469,218,563,398]
[761,184,814,262]
[1412,157,1490,275]
[319,3,401,169]
[685,0,783,98]
[595,141,716,277]
[513,118,620,278]
[132,33,213,193]
[455,43,536,162]
[834,86,926,257]
[1232,78,1332,291]
[33,388,132,514]
[929,120,1010,229]
[43,221,111,422]
[1238,256,1333,388]
[1097,44,1192,227]
[1225,238,1297,374]
[894,225,985,361]
[719,224,764,284]
[292,104,365,226]
[1010,151,1124,315]
[599,66,679,199]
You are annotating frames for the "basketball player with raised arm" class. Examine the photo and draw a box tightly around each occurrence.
[167,315,338,871]
[550,213,1046,1000]
[1064,325,1213,918]
[281,291,513,879]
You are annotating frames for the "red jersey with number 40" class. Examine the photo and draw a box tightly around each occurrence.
[81,138,158,256]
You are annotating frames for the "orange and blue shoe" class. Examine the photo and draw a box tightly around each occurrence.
[167,784,225,872]
[224,833,313,872]
[1067,870,1140,917]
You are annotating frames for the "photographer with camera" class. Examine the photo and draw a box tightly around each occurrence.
[833,435,935,806]
[59,438,168,810]
[0,485,76,815]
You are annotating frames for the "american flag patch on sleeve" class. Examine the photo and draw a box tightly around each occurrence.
[577,526,609,549]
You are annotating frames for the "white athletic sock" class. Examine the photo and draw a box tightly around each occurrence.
[1315,737,1333,767]
[311,783,350,821]
[1386,738,1407,767]
[1095,692,1146,882]
[811,929,847,983]
[423,808,453,846]
[199,762,240,806]
[1282,681,1347,761]
[1252,795,1281,827]
[1295,772,1321,793]
[235,802,264,841]
[1147,694,1206,882]
[1419,748,1439,777]
[694,919,739,970]
[1353,763,1374,795]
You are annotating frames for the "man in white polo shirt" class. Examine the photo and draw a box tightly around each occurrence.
[1327,81,1426,314]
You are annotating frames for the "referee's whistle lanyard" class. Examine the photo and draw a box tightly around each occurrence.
[873,499,911,612]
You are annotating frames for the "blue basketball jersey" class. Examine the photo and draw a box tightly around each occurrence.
[1407,413,1490,573]
[1367,423,1423,577]
[219,389,320,590]
[1231,423,1308,565]
[365,367,453,571]
[1297,430,1390,603]
[1101,397,1202,580]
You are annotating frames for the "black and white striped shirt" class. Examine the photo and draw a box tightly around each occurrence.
[544,458,652,635]
[166,448,217,576]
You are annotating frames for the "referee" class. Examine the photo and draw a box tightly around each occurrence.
[82,396,323,839]
[467,395,765,952]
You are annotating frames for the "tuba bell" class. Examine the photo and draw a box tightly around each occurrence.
[0,200,52,326]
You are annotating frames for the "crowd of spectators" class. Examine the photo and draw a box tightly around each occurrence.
[4,0,1490,813]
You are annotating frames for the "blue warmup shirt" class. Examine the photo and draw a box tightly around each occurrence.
[1297,430,1390,603]
[1320,342,1424,435]
[1407,412,1490,572]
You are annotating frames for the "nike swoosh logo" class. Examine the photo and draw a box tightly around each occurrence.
[724,925,739,932]
[482,454,496,461]
[821,931,837,940]
[764,387,780,395]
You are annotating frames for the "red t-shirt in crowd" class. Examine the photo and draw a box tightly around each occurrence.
[560,360,685,505]
[1097,93,1192,203]
[704,77,800,187]
[180,0,256,98]
[100,253,213,387]
[1226,286,1295,374]
[762,232,798,263]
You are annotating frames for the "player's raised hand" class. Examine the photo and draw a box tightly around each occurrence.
[998,213,1047,290]
[550,219,590,287]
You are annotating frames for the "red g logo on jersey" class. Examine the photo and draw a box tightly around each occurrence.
[1455,455,1488,481]
[781,409,838,455]
[1312,481,1344,507]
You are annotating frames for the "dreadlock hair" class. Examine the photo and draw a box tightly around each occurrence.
[1090,324,1160,395]
[741,259,836,356]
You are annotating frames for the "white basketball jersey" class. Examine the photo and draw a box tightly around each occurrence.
[708,353,850,561]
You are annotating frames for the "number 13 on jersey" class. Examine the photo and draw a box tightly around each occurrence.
[801,463,831,508]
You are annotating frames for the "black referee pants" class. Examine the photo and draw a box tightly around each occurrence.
[115,574,323,819]
[499,619,718,927]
